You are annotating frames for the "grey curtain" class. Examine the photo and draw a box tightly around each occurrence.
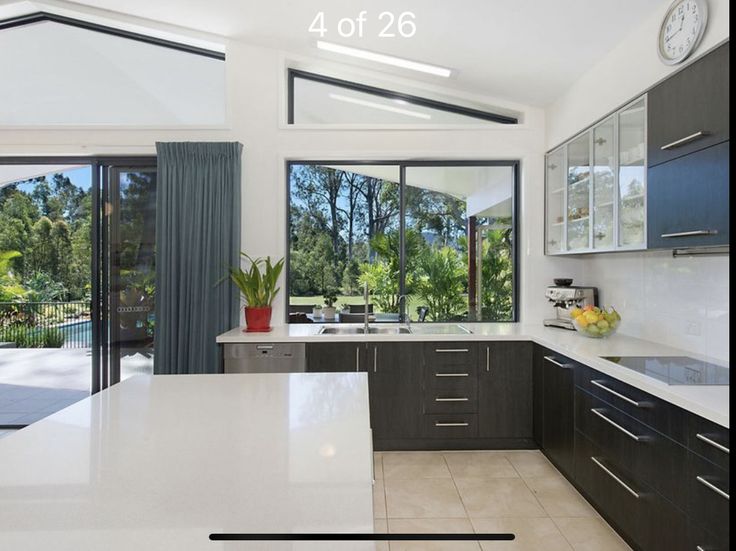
[154,142,242,374]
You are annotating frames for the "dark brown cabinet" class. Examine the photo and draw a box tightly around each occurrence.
[306,342,364,372]
[647,140,729,249]
[478,341,533,444]
[367,342,423,443]
[647,42,729,167]
[539,348,575,477]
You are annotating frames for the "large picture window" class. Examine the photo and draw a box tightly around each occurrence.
[287,161,518,323]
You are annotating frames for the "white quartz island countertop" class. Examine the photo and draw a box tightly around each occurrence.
[218,323,730,428]
[0,373,375,551]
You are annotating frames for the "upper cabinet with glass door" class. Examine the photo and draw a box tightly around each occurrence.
[545,95,647,254]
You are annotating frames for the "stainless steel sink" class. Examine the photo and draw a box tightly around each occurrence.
[318,325,412,335]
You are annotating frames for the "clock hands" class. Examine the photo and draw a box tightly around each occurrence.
[665,15,686,42]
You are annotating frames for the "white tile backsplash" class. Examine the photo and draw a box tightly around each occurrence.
[581,251,729,362]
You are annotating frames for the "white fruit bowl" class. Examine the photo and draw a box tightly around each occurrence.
[571,307,621,338]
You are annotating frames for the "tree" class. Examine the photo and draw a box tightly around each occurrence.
[0,250,26,302]
[415,246,467,321]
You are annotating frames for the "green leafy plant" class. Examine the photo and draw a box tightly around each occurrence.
[415,246,467,322]
[228,253,285,308]
[41,328,64,348]
[0,250,27,302]
[323,290,338,308]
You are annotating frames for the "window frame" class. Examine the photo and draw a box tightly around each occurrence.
[285,159,520,324]
[287,69,518,125]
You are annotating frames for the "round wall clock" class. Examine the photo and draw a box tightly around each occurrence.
[658,0,708,65]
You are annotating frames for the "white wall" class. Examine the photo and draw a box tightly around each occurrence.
[545,0,730,361]
[0,38,584,327]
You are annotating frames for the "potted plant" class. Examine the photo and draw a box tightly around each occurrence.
[339,303,350,315]
[322,291,338,320]
[312,304,323,318]
[228,253,284,332]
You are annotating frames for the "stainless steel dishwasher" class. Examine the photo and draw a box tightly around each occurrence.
[223,343,306,373]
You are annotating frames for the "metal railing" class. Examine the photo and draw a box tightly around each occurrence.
[0,301,91,349]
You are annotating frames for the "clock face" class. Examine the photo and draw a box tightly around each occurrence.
[659,0,708,65]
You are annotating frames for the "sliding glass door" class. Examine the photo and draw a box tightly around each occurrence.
[104,166,156,386]
[0,157,156,430]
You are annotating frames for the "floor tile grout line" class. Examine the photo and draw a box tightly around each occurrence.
[443,451,483,551]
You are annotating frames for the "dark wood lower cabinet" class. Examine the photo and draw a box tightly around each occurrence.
[306,342,364,372]
[540,349,575,477]
[478,342,533,440]
[367,342,423,441]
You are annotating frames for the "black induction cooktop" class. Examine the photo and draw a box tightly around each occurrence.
[600,356,729,385]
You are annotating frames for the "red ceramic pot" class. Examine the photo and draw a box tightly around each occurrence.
[244,306,272,332]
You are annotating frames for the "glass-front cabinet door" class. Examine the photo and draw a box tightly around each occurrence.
[618,97,646,248]
[545,94,646,255]
[545,147,565,254]
[592,117,615,249]
[566,132,591,251]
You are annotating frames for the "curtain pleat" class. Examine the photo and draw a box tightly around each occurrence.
[154,142,242,374]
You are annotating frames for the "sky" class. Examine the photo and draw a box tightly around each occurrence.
[14,166,92,193]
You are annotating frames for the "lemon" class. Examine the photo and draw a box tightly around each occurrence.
[576,316,589,328]
[570,307,583,318]
[584,311,599,324]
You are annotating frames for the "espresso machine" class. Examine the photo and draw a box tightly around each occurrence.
[543,279,598,330]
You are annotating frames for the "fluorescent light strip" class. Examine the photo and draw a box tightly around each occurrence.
[328,93,432,120]
[317,40,452,78]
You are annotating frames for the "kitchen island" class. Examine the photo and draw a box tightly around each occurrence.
[0,373,375,550]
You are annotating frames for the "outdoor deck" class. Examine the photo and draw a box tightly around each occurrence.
[0,348,153,425]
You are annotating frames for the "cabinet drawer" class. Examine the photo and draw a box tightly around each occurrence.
[688,519,729,551]
[576,364,687,444]
[688,414,730,471]
[423,343,478,368]
[647,141,729,249]
[574,431,689,551]
[576,388,688,509]
[647,43,729,167]
[423,414,478,439]
[423,388,478,414]
[687,452,730,545]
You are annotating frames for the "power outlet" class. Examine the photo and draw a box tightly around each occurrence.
[685,321,702,336]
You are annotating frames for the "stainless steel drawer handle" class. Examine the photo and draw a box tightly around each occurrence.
[373,346,378,373]
[435,348,469,353]
[355,347,360,372]
[696,476,730,500]
[696,433,730,454]
[660,130,708,150]
[544,355,572,369]
[435,397,469,402]
[435,373,469,377]
[590,380,646,408]
[591,457,641,499]
[435,422,469,427]
[591,408,643,442]
[661,230,718,238]
[486,346,490,372]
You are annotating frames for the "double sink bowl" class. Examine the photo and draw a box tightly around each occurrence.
[318,324,472,336]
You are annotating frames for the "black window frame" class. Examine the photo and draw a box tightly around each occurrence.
[0,11,225,60]
[287,69,518,125]
[285,159,520,324]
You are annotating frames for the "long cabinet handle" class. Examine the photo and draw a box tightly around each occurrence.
[486,346,490,372]
[660,130,708,150]
[435,397,469,402]
[696,433,730,454]
[373,346,378,373]
[355,347,360,372]
[661,230,718,238]
[591,457,641,499]
[544,355,572,369]
[435,422,469,427]
[435,348,469,353]
[590,380,647,408]
[696,476,730,501]
[435,372,469,377]
[591,408,644,442]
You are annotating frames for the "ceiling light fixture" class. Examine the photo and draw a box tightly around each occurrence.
[317,40,452,78]
[328,93,431,120]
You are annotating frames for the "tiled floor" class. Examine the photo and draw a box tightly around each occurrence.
[373,450,632,551]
